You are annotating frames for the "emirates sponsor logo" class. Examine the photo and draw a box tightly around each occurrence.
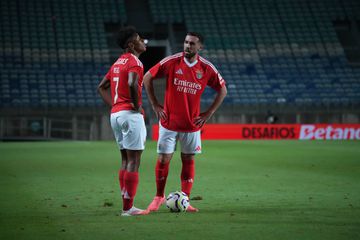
[173,78,202,95]
[300,125,360,140]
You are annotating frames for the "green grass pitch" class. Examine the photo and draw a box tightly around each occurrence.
[0,140,359,240]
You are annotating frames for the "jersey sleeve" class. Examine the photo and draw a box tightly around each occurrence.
[128,65,143,76]
[127,57,143,77]
[207,67,226,91]
[149,56,174,78]
[149,62,165,78]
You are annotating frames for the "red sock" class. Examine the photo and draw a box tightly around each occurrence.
[181,159,195,197]
[119,169,126,197]
[123,171,139,211]
[155,160,170,197]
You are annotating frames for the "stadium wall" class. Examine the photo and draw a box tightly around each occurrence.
[152,123,360,140]
[1,106,359,141]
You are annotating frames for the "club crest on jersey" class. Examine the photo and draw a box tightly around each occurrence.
[195,70,203,79]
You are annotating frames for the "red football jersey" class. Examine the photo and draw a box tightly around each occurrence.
[105,53,144,113]
[149,52,226,132]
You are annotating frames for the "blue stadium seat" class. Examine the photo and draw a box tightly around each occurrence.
[1,0,359,108]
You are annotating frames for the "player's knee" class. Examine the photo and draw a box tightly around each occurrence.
[158,153,172,164]
[121,161,127,170]
[181,153,195,161]
[126,160,140,172]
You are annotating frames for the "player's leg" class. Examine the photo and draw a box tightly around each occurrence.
[119,111,148,216]
[180,153,195,197]
[180,153,198,212]
[122,149,143,212]
[156,124,178,196]
[147,124,177,212]
[155,153,172,196]
[122,150,149,216]
[147,153,172,212]
[179,130,201,212]
[110,113,127,200]
[119,150,127,198]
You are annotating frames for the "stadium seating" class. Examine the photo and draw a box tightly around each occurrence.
[0,0,359,107]
[149,0,360,106]
[0,0,119,107]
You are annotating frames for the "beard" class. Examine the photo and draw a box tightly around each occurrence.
[184,51,196,59]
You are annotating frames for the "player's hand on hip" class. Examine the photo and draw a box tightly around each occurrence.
[152,104,167,120]
[193,111,212,127]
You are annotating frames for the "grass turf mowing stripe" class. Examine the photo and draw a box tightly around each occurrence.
[0,140,359,240]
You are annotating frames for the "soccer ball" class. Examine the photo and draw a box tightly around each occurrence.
[166,191,189,212]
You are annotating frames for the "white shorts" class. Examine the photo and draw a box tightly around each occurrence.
[110,110,146,150]
[157,123,201,154]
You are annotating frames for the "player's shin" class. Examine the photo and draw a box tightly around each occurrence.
[155,159,170,197]
[180,158,195,197]
[123,171,139,211]
[119,169,126,197]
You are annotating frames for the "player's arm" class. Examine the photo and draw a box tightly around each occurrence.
[128,71,142,112]
[143,71,167,120]
[194,85,227,127]
[97,76,112,107]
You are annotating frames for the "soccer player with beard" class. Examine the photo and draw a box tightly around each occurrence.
[98,26,148,216]
[144,32,227,212]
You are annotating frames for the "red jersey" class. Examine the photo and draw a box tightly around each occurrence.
[105,53,144,114]
[149,52,226,132]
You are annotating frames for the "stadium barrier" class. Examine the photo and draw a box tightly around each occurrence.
[152,124,360,140]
